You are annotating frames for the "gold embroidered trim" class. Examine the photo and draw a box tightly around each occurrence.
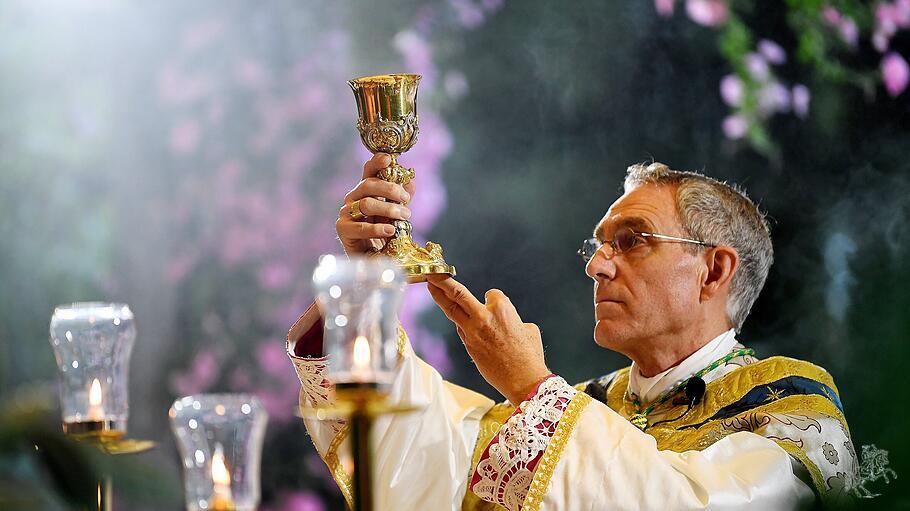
[774,437,826,499]
[397,324,408,357]
[605,357,841,429]
[647,394,848,453]
[522,391,592,511]
[322,424,353,510]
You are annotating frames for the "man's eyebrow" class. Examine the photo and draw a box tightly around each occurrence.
[593,216,652,240]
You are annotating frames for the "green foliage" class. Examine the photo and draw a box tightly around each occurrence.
[0,390,176,509]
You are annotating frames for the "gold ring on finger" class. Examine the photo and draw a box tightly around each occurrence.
[349,199,366,221]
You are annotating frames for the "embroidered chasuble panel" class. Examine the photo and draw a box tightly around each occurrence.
[462,356,855,509]
[596,357,855,500]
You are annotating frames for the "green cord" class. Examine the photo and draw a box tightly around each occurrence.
[627,348,754,430]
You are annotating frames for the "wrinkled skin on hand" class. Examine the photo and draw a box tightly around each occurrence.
[426,274,551,405]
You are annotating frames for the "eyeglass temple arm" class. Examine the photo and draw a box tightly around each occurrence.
[640,232,714,247]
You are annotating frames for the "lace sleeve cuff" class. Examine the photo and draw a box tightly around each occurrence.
[286,303,333,407]
[470,376,592,511]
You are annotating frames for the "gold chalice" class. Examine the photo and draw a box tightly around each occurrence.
[348,73,456,283]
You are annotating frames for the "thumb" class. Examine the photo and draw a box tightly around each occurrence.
[484,288,518,317]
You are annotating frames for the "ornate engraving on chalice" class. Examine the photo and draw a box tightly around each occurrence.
[348,73,456,283]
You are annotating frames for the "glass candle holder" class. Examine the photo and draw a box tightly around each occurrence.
[312,255,405,388]
[49,302,136,437]
[169,394,268,511]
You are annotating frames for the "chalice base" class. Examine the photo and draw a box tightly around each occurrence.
[382,231,456,284]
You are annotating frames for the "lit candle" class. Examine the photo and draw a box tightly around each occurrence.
[352,335,372,381]
[87,378,105,421]
[210,443,235,511]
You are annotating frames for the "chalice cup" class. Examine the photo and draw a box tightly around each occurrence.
[348,73,456,283]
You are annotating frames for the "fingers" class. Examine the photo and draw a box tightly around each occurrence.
[336,218,396,240]
[427,281,471,325]
[338,197,410,222]
[345,177,411,205]
[426,275,485,316]
[362,153,392,179]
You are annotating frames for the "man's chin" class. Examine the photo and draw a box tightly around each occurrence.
[593,320,632,351]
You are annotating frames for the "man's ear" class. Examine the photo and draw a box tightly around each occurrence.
[701,245,739,302]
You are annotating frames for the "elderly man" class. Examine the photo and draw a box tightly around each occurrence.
[287,155,856,510]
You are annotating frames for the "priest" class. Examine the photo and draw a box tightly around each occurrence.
[287,155,856,510]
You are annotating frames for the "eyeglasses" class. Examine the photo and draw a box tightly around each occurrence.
[577,228,715,263]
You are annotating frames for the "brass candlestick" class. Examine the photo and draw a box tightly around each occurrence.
[348,74,456,283]
[306,257,422,511]
[300,384,420,511]
[50,302,154,511]
[64,430,155,511]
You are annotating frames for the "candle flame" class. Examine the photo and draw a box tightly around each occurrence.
[211,444,231,487]
[353,335,371,369]
[89,379,102,406]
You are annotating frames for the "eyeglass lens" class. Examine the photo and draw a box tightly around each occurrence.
[580,228,641,262]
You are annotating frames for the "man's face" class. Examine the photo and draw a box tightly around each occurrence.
[585,183,707,358]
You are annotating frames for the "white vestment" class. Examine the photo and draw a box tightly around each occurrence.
[288,309,856,510]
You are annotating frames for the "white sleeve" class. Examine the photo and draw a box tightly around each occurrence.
[289,318,495,510]
[470,377,815,511]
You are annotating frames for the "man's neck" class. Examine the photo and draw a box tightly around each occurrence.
[632,324,732,378]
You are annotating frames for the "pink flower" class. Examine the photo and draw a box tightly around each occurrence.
[719,74,744,106]
[655,0,675,16]
[758,39,786,65]
[898,0,910,26]
[757,82,791,116]
[393,30,436,85]
[255,387,296,421]
[875,1,910,35]
[745,52,770,81]
[838,18,858,48]
[685,0,729,26]
[167,252,198,283]
[234,59,269,90]
[401,112,451,232]
[170,118,201,154]
[822,6,842,25]
[823,6,858,47]
[170,349,219,395]
[722,115,748,140]
[257,262,293,290]
[873,30,891,53]
[791,84,810,118]
[281,491,325,511]
[882,52,909,97]
[257,341,292,375]
[449,0,486,29]
[481,0,504,11]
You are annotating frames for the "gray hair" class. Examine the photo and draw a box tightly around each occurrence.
[623,162,773,332]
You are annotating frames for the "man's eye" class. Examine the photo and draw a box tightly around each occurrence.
[615,230,645,252]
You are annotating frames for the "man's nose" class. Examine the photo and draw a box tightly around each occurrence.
[585,248,617,281]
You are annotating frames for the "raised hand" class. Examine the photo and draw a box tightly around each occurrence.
[336,153,415,256]
[426,275,551,405]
